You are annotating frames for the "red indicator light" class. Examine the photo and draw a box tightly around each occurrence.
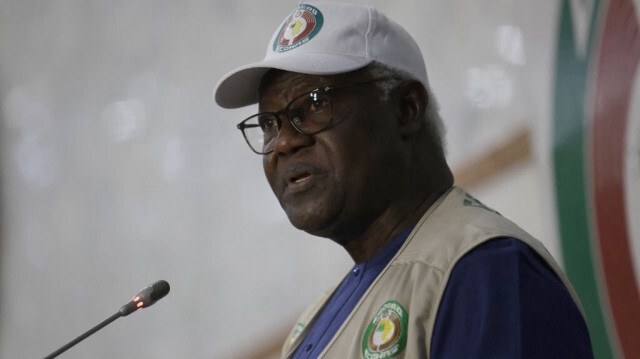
[137,302,144,308]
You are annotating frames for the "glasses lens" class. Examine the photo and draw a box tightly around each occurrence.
[239,90,333,154]
[241,113,278,153]
[288,90,332,134]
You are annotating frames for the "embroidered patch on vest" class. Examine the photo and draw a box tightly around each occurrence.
[463,192,500,215]
[362,300,408,359]
[272,4,324,53]
[286,322,305,348]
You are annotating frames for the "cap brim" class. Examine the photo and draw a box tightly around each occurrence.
[214,53,373,109]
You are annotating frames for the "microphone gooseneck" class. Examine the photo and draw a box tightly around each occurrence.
[43,280,170,359]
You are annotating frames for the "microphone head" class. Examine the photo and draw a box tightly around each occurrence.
[119,280,171,316]
[150,280,170,301]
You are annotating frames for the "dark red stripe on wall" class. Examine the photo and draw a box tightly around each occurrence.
[591,0,640,357]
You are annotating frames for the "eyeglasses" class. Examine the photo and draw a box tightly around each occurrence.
[236,78,389,154]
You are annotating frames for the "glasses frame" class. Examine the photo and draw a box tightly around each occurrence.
[236,77,391,154]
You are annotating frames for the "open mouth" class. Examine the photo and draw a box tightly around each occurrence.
[281,163,321,191]
[290,172,312,184]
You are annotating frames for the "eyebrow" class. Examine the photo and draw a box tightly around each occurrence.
[259,83,325,110]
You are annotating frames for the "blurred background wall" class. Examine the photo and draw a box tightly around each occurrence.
[0,0,637,358]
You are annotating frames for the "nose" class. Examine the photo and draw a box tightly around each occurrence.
[271,116,314,156]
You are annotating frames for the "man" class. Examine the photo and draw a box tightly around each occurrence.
[215,2,593,358]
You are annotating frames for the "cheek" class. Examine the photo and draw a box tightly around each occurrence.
[331,121,404,200]
[262,155,277,190]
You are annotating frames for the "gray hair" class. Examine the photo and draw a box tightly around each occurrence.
[364,62,447,155]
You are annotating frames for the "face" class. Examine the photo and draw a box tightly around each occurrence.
[259,70,411,242]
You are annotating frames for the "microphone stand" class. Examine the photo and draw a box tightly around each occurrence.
[43,311,122,359]
[42,280,169,359]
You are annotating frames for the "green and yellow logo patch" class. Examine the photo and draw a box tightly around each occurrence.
[362,300,408,359]
[272,4,324,53]
[286,322,305,348]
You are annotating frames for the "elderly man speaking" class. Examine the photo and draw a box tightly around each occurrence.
[214,2,593,358]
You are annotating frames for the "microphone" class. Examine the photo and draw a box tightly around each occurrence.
[43,280,170,359]
[119,279,171,316]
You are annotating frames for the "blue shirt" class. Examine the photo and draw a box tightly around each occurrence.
[292,227,413,359]
[431,237,593,358]
[293,236,593,358]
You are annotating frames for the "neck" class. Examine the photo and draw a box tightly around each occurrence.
[340,179,452,263]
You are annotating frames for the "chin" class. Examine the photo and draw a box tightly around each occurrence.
[288,214,332,236]
[285,207,339,238]
[285,209,368,245]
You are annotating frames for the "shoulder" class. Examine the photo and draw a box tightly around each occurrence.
[430,237,593,358]
[398,187,544,273]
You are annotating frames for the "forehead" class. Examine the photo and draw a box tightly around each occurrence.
[258,69,367,105]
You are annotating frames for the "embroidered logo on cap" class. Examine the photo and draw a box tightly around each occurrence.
[362,300,408,359]
[272,4,324,53]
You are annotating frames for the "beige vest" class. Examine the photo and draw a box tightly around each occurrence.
[281,187,584,359]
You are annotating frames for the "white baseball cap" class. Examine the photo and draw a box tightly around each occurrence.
[214,1,429,109]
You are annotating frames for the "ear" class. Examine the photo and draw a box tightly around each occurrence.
[396,81,428,138]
